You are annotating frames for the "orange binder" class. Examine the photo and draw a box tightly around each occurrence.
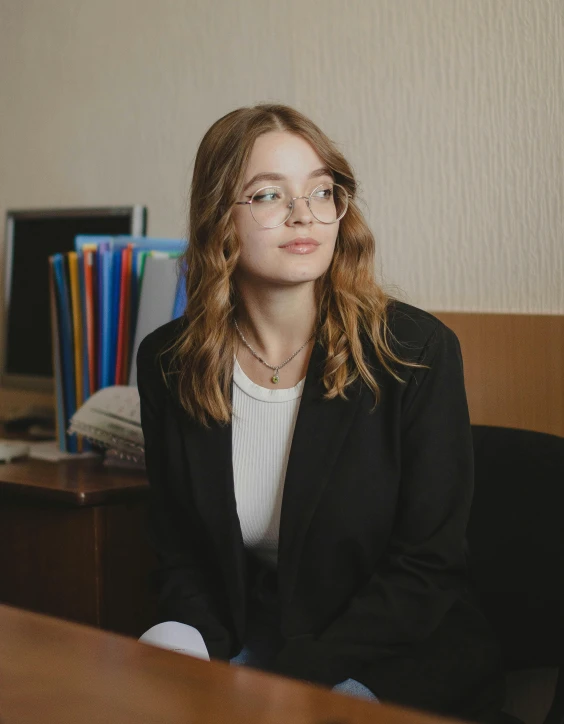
[121,244,134,382]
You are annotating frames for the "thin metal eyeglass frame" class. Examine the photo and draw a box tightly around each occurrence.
[234,183,349,229]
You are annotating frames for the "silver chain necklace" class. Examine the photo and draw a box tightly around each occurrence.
[234,319,315,384]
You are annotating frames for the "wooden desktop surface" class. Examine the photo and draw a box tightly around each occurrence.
[0,457,148,506]
[0,603,451,724]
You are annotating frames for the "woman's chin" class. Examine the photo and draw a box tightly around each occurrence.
[240,261,331,288]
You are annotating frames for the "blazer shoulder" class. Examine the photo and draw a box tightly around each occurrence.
[137,317,186,375]
[384,299,458,365]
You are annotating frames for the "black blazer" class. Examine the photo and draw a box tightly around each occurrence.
[137,301,504,721]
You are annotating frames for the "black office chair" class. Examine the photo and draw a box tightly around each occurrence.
[468,425,564,724]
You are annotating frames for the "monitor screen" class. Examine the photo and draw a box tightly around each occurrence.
[2,206,147,391]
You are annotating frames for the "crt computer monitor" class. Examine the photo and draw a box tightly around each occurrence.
[1,206,147,392]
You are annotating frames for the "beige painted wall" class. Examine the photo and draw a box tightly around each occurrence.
[0,0,562,409]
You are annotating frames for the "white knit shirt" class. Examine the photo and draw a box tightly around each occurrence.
[231,356,305,568]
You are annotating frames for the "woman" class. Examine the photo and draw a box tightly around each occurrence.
[137,103,504,721]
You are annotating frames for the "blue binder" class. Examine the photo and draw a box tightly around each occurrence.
[77,253,90,401]
[72,235,186,393]
[109,248,123,385]
[172,259,188,319]
[75,235,185,255]
[99,245,113,389]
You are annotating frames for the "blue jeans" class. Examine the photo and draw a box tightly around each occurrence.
[230,576,377,702]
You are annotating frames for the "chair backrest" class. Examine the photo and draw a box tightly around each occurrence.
[468,425,564,670]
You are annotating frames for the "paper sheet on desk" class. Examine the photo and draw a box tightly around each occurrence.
[28,440,100,462]
[139,622,210,660]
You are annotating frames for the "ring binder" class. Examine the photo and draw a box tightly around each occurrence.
[49,235,186,453]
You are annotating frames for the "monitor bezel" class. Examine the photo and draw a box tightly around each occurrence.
[1,205,147,393]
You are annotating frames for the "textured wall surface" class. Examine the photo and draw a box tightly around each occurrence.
[0,0,562,327]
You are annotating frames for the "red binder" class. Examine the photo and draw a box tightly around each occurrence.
[82,245,98,396]
[114,243,134,384]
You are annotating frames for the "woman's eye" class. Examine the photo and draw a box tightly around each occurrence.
[313,188,333,200]
[254,192,280,203]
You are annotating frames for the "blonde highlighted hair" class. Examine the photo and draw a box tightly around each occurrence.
[169,103,410,427]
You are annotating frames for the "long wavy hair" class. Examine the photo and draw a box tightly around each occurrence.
[168,103,411,427]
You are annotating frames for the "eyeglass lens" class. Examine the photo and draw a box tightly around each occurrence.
[250,183,348,228]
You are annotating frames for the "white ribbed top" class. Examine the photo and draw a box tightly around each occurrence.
[231,356,305,568]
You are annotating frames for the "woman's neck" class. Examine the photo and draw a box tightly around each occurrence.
[234,283,318,362]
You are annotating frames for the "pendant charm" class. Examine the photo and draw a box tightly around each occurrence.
[271,374,280,384]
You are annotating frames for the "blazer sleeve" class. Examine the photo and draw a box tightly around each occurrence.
[137,336,233,659]
[272,321,474,686]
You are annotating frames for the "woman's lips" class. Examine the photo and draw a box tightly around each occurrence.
[279,238,320,254]
[280,242,319,254]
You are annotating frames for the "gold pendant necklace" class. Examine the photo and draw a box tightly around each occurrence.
[234,320,315,384]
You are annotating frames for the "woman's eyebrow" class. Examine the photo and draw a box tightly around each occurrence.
[243,167,333,192]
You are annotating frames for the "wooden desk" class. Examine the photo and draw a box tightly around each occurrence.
[0,458,154,636]
[0,604,450,724]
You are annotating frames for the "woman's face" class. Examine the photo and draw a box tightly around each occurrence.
[232,131,339,288]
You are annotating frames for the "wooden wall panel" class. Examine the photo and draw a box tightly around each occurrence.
[433,312,564,438]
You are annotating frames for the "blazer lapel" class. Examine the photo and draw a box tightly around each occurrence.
[180,405,246,630]
[277,340,363,605]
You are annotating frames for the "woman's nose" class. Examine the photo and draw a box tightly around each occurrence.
[286,196,313,226]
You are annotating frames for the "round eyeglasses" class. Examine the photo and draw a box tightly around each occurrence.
[234,182,349,229]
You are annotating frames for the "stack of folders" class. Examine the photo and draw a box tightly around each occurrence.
[48,235,187,453]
